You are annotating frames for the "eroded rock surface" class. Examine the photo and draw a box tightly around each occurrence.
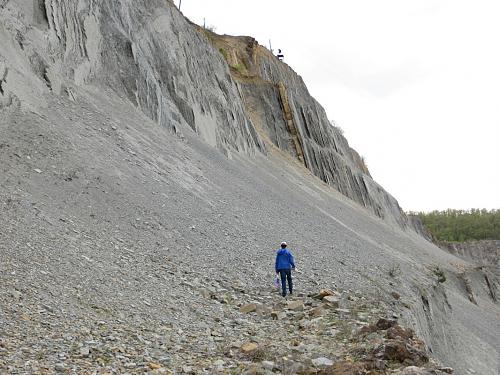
[0,1,499,374]
[438,240,500,275]
[205,33,413,230]
[0,0,263,156]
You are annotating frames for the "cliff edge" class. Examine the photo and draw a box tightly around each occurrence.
[0,1,498,374]
[202,32,413,230]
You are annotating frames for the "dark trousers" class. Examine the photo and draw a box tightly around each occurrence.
[278,269,293,296]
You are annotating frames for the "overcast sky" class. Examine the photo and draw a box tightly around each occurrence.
[181,0,500,212]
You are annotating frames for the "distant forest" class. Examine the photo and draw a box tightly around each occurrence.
[410,209,500,242]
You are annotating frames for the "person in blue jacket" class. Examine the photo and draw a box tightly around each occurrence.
[275,241,295,297]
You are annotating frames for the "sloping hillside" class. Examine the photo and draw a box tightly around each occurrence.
[202,32,411,231]
[0,1,498,374]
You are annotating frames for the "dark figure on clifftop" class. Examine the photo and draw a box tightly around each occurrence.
[275,241,295,297]
[277,49,284,61]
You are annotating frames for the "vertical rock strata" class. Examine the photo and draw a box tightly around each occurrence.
[205,33,412,229]
[1,2,499,374]
[0,0,263,156]
[1,0,417,229]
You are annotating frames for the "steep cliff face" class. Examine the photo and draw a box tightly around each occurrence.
[1,0,413,231]
[1,2,499,374]
[204,33,412,230]
[438,240,500,275]
[0,0,263,156]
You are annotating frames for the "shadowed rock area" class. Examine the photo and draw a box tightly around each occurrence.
[0,1,499,374]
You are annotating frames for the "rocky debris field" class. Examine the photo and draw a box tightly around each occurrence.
[1,0,499,373]
[0,89,496,374]
[1,252,453,375]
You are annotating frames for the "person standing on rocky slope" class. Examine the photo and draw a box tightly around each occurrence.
[277,49,284,61]
[275,242,296,297]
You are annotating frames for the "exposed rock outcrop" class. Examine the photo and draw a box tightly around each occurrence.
[203,33,412,229]
[1,1,499,374]
[0,0,416,232]
[0,0,263,156]
[437,240,500,275]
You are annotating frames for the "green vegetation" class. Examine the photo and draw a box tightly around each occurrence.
[231,63,245,73]
[432,266,446,283]
[410,209,500,242]
[219,47,228,60]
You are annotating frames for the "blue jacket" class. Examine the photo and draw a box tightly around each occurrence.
[275,248,295,272]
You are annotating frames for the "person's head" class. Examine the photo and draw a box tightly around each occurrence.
[278,49,281,53]
[281,241,287,249]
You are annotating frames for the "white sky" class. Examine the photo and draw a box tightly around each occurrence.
[180,0,500,212]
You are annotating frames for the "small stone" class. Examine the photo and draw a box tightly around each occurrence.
[322,295,340,307]
[11,290,22,300]
[240,303,257,313]
[311,357,333,367]
[261,361,275,370]
[299,319,312,329]
[439,367,454,374]
[243,364,265,375]
[376,339,428,364]
[80,346,90,357]
[42,304,55,313]
[34,168,42,173]
[256,304,272,315]
[318,289,337,298]
[271,310,286,320]
[391,291,401,300]
[287,300,303,310]
[213,359,225,367]
[400,366,434,375]
[309,306,325,317]
[149,362,162,370]
[241,342,259,353]
[376,317,397,330]
[54,363,66,372]
[124,362,137,369]
[335,308,350,314]
[386,325,413,340]
[200,290,214,299]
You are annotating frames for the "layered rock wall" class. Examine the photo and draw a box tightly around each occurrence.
[1,2,499,374]
[206,34,412,229]
[0,0,263,156]
[0,0,417,230]
[438,240,500,275]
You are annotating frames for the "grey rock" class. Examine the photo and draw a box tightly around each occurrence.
[240,303,258,313]
[80,346,90,357]
[322,295,340,307]
[261,361,275,370]
[54,363,66,372]
[210,35,412,230]
[311,357,333,367]
[11,290,22,300]
[437,240,500,277]
[0,2,497,375]
[439,367,454,374]
[400,366,434,375]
